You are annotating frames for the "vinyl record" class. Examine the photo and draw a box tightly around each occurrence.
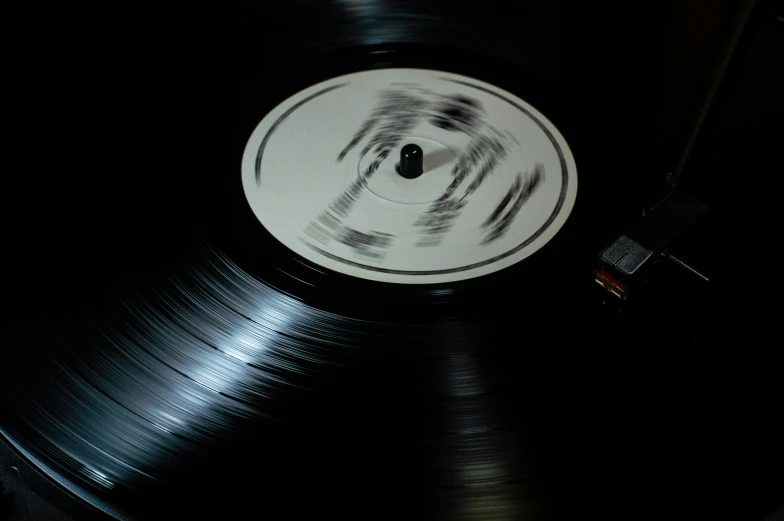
[2,11,634,521]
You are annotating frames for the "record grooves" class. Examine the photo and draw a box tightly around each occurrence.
[4,11,659,521]
[1,244,567,520]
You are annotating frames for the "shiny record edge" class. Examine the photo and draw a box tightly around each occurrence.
[0,427,129,521]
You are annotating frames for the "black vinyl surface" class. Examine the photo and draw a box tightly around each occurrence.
[3,2,784,521]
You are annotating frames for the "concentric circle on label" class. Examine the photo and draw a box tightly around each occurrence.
[241,68,578,284]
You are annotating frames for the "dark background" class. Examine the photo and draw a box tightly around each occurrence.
[2,1,784,520]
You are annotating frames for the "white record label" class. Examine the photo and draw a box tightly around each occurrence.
[241,68,577,284]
